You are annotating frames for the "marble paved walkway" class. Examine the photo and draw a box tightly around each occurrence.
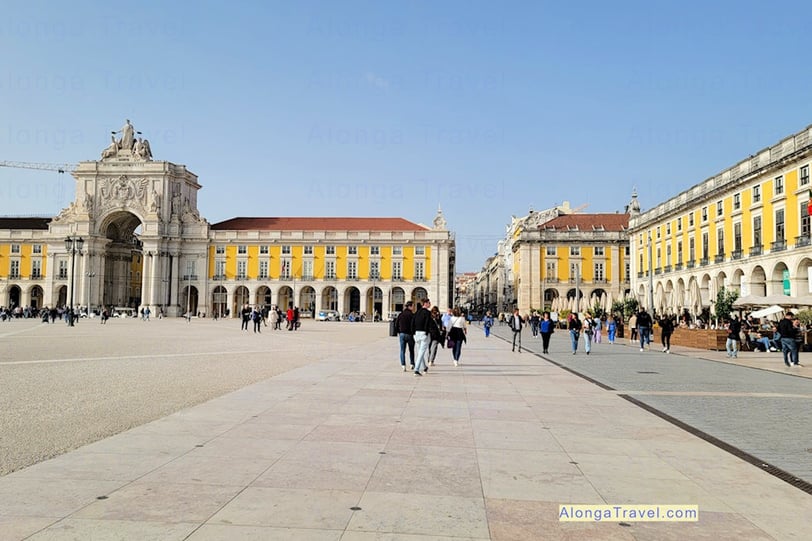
[2,327,811,540]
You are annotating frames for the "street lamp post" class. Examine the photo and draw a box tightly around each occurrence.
[86,269,96,316]
[64,236,84,327]
[647,232,654,313]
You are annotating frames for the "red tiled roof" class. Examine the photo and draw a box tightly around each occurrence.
[540,213,629,231]
[211,217,429,232]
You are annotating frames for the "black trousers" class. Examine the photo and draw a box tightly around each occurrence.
[541,332,552,352]
[512,330,522,351]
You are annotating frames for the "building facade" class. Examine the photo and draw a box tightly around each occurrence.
[0,121,456,317]
[472,203,577,314]
[629,124,812,317]
[514,212,630,313]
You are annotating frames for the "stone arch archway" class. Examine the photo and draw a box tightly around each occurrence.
[299,286,316,316]
[321,286,338,311]
[212,285,227,318]
[97,210,145,309]
[30,285,44,310]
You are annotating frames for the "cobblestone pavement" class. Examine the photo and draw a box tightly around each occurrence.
[2,319,812,539]
[491,324,812,485]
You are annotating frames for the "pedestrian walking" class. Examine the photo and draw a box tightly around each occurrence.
[510,308,524,352]
[412,298,432,376]
[395,302,416,371]
[447,307,467,366]
[607,314,618,344]
[636,308,653,351]
[428,306,444,366]
[539,311,555,354]
[583,312,594,355]
[629,313,638,344]
[568,313,582,354]
[660,315,674,353]
[593,315,603,344]
[777,312,800,367]
[483,311,494,337]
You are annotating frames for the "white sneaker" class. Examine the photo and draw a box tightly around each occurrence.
[640,348,644,352]
[454,360,459,366]
[663,347,667,352]
[666,350,670,354]
[402,366,407,372]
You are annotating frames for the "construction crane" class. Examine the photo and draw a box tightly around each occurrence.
[1,161,77,174]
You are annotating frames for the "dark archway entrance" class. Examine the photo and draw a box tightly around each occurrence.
[99,211,144,309]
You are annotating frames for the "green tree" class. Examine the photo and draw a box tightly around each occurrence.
[714,287,739,322]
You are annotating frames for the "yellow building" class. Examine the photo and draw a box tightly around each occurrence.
[516,213,630,313]
[472,203,630,314]
[0,121,456,317]
[629,124,812,317]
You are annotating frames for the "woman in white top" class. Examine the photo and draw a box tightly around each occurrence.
[447,307,467,366]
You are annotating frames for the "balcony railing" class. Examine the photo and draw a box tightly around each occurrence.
[714,254,726,264]
[324,275,337,281]
[731,250,743,260]
[182,274,199,281]
[654,267,662,275]
[664,265,672,273]
[795,235,811,248]
[686,260,696,269]
[674,263,683,271]
[301,274,314,281]
[771,240,787,252]
[749,245,763,257]
[700,257,709,266]
[637,272,644,279]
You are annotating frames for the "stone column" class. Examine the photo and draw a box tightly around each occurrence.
[170,253,180,312]
[139,253,151,311]
[337,285,346,316]
[44,251,56,307]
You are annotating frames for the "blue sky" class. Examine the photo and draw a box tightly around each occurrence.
[2,0,811,271]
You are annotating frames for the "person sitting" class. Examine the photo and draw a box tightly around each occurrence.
[752,332,771,352]
[769,329,782,352]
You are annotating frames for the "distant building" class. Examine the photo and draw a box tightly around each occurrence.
[514,211,630,313]
[472,202,578,314]
[0,121,456,316]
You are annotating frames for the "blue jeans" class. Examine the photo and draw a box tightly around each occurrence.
[725,338,739,357]
[781,337,798,366]
[399,333,415,366]
[639,327,650,349]
[452,338,463,360]
[583,331,592,353]
[414,331,429,372]
[569,330,580,352]
[607,325,616,342]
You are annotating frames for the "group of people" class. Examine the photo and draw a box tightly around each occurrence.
[394,299,468,376]
[239,304,302,332]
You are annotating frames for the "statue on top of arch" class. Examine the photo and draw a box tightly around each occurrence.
[101,119,153,161]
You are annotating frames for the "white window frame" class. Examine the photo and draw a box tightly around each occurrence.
[348,246,358,255]
[774,175,784,196]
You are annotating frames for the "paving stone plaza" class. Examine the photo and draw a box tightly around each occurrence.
[1,318,811,540]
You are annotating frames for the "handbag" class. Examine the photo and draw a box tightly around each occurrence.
[446,337,455,349]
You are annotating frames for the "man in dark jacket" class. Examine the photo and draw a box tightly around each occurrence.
[777,311,800,367]
[411,298,432,375]
[725,315,741,358]
[636,308,653,351]
[395,302,415,371]
[510,308,524,353]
